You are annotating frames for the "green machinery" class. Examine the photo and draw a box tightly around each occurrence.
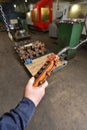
[57,20,84,59]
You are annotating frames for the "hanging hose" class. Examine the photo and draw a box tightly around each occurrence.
[58,38,87,56]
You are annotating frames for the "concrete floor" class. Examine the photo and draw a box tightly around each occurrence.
[0,31,87,130]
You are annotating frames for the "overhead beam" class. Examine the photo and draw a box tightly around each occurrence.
[0,0,10,2]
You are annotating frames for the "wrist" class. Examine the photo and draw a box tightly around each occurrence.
[23,97,36,107]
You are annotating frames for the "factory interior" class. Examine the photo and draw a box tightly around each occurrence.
[0,0,87,130]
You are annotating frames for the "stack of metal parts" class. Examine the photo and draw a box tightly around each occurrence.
[15,40,47,63]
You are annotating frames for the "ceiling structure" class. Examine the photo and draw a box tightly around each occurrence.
[27,0,85,2]
[0,0,86,4]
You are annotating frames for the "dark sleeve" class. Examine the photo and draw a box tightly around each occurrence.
[0,97,35,130]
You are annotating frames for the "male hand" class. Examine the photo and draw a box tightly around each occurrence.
[24,77,48,107]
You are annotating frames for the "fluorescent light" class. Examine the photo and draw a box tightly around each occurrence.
[71,4,79,12]
[14,4,16,8]
[27,12,30,17]
[25,0,27,2]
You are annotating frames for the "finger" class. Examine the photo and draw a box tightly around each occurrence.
[40,80,48,89]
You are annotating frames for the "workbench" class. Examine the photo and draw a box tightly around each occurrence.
[24,54,49,76]
[15,41,67,76]
[24,53,66,76]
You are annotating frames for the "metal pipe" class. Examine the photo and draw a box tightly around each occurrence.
[58,38,87,56]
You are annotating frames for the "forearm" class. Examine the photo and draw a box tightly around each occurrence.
[0,97,35,130]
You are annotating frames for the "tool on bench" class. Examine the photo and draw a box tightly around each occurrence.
[33,38,87,87]
[15,41,47,63]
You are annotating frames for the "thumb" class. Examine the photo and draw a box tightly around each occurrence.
[28,77,35,87]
